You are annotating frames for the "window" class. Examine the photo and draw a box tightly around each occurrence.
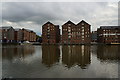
[47,24,50,26]
[106,35,108,37]
[47,29,50,32]
[68,24,71,26]
[82,29,84,32]
[68,30,71,32]
[48,27,50,29]
[68,32,71,35]
[82,22,84,25]
[82,33,84,35]
[68,27,71,29]
[82,36,84,38]
[82,26,84,29]
[68,36,71,38]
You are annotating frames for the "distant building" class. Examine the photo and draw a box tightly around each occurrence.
[22,28,30,41]
[36,35,42,43]
[29,31,36,42]
[0,26,37,43]
[14,28,22,42]
[22,28,36,42]
[97,26,120,44]
[0,26,15,43]
[42,21,60,44]
[91,31,97,42]
[62,20,91,44]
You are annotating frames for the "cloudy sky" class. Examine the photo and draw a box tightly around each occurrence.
[1,1,119,35]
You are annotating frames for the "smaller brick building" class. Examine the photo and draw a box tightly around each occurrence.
[22,28,36,42]
[0,26,37,43]
[97,26,120,44]
[42,21,60,44]
[91,31,97,42]
[0,26,15,43]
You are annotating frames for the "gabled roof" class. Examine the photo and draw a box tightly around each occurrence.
[22,28,34,32]
[62,20,75,26]
[100,26,120,29]
[0,26,13,29]
[14,28,21,31]
[43,21,54,26]
[77,20,91,26]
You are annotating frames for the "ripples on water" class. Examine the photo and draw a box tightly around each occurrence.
[2,45,120,78]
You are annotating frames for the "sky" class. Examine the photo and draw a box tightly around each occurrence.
[0,0,119,35]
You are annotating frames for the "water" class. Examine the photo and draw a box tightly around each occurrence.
[2,45,120,78]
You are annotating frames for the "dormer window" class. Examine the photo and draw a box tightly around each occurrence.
[82,22,84,25]
[47,24,50,26]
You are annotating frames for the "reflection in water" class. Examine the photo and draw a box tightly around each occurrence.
[42,45,60,67]
[97,45,120,61]
[2,45,119,78]
[62,45,91,69]
[2,45,35,61]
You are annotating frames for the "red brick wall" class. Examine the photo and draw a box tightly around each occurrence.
[62,20,91,44]
[97,27,120,43]
[42,22,60,44]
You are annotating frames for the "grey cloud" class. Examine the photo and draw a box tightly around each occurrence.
[1,2,118,34]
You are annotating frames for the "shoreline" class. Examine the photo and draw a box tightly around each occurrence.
[1,43,120,45]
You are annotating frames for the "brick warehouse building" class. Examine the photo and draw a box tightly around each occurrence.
[14,28,23,42]
[22,28,36,42]
[62,20,91,44]
[0,26,37,43]
[0,26,15,43]
[42,21,60,44]
[97,26,120,44]
[91,31,97,42]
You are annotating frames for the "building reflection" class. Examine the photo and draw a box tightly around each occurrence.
[97,45,120,61]
[2,45,35,61]
[62,45,91,69]
[42,45,60,67]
